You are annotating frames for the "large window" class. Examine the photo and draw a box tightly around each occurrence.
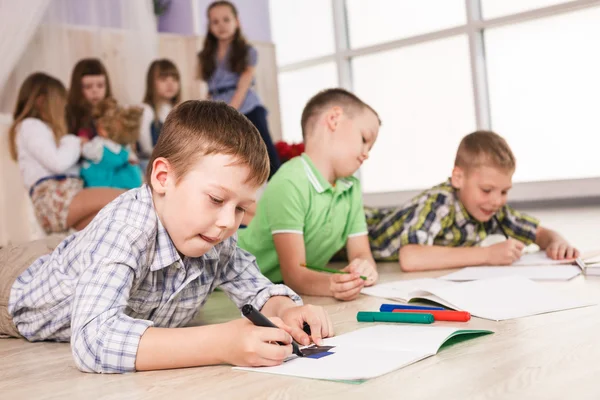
[486,7,600,183]
[481,0,577,19]
[278,63,338,143]
[353,36,475,192]
[346,0,466,48]
[269,0,600,202]
[269,0,335,65]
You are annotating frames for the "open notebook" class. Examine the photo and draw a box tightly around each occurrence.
[481,250,600,277]
[586,265,600,276]
[234,325,492,382]
[440,265,582,281]
[579,254,600,276]
[425,250,600,281]
[362,276,595,321]
[361,278,456,302]
[585,259,600,276]
[511,250,600,266]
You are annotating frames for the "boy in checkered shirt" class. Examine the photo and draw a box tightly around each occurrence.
[367,131,579,271]
[0,101,332,373]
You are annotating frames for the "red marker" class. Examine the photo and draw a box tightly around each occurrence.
[393,309,471,322]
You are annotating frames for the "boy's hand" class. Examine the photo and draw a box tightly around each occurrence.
[279,304,333,346]
[546,240,579,260]
[347,258,378,286]
[221,318,294,367]
[329,262,366,301]
[486,239,525,265]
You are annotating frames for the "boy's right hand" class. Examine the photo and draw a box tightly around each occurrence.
[329,263,366,301]
[221,317,294,367]
[486,239,525,265]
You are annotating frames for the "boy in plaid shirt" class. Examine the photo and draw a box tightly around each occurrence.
[367,131,579,271]
[0,101,332,373]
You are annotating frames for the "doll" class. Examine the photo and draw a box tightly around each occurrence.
[80,98,143,190]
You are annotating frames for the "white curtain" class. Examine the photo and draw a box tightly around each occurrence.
[0,0,158,112]
[0,0,52,96]
[0,0,158,245]
[118,0,160,104]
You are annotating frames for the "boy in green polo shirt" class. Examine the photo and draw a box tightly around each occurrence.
[238,88,380,301]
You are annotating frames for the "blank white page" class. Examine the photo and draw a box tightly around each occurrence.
[410,276,595,321]
[235,347,428,381]
[512,250,600,266]
[512,251,573,266]
[361,278,455,302]
[234,325,480,381]
[440,266,581,282]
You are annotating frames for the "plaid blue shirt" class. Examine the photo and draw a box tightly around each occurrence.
[8,185,301,373]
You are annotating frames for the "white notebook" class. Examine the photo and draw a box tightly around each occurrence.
[440,265,582,282]
[585,263,600,276]
[511,250,600,266]
[234,325,492,382]
[512,251,572,266]
[361,276,595,321]
[361,278,457,302]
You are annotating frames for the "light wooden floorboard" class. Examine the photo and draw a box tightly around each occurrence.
[2,205,599,399]
[2,261,600,400]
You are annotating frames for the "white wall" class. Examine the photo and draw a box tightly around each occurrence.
[522,205,600,252]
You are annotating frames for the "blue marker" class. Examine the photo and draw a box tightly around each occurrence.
[380,304,445,312]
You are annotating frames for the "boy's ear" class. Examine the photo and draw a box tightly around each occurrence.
[451,166,465,189]
[325,106,343,132]
[150,157,172,194]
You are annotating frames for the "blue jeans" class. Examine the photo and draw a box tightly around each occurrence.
[244,106,281,179]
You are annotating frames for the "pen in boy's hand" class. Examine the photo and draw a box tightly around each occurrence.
[241,304,304,357]
[300,263,367,281]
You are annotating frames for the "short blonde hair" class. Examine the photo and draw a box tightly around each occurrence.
[300,88,380,139]
[454,130,516,172]
[146,100,270,188]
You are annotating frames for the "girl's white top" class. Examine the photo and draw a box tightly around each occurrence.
[16,118,81,189]
[138,103,172,157]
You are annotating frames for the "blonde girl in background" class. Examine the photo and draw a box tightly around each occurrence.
[8,73,123,234]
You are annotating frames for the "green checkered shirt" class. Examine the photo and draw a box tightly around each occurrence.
[366,180,540,261]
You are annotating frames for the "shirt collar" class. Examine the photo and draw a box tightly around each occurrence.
[300,154,355,194]
[99,137,122,153]
[454,197,472,229]
[446,178,476,229]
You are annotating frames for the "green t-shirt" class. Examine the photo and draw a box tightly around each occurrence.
[238,154,368,282]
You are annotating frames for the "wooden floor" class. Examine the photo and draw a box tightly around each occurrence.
[1,262,600,400]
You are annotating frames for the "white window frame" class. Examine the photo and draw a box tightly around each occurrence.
[275,0,600,207]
